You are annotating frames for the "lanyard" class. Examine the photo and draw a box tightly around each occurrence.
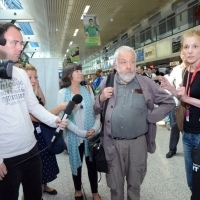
[185,61,200,98]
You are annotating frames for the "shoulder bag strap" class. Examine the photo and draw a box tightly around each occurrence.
[101,74,115,137]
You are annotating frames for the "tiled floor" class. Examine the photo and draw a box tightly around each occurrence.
[19,122,191,200]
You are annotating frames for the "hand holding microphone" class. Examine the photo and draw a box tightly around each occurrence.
[51,94,83,144]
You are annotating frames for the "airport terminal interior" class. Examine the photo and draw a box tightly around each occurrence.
[1,0,200,199]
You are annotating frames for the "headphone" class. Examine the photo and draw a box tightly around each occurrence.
[0,25,7,46]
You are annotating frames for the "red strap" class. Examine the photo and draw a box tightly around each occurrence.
[186,61,200,97]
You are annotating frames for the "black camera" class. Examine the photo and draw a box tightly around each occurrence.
[0,60,13,79]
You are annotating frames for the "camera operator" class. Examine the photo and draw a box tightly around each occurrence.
[0,23,67,200]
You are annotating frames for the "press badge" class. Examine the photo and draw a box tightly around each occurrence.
[36,126,41,134]
[186,108,190,122]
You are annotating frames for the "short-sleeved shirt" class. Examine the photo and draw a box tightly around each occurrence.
[85,25,99,37]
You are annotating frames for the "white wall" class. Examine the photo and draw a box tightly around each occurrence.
[29,58,59,110]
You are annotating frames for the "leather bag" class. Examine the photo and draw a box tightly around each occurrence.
[175,101,186,132]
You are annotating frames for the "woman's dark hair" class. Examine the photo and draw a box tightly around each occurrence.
[59,63,82,89]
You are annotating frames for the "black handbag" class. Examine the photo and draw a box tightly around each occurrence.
[191,143,200,200]
[93,139,108,173]
[88,132,100,156]
[39,123,66,154]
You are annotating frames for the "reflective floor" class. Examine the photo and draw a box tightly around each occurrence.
[19,122,191,200]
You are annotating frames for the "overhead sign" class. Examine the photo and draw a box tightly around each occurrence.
[156,40,171,58]
[169,61,179,66]
[83,14,101,46]
[172,35,182,53]
[144,45,156,60]
[70,44,79,62]
[135,49,144,62]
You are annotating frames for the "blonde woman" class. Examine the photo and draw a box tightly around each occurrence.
[24,64,67,197]
[161,30,200,198]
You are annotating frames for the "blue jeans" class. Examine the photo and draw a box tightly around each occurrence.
[164,114,170,124]
[183,132,200,190]
[169,106,176,127]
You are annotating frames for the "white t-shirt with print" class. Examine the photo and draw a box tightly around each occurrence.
[0,67,58,164]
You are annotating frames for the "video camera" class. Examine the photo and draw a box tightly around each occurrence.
[0,37,14,79]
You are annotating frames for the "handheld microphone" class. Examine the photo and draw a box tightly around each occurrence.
[8,95,83,170]
[50,94,83,145]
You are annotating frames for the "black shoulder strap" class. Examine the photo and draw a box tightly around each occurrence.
[106,73,115,87]
[182,67,187,84]
[101,74,115,137]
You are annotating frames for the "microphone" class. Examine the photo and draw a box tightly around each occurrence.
[49,94,83,147]
[0,37,6,46]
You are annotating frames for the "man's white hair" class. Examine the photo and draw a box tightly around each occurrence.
[113,46,136,64]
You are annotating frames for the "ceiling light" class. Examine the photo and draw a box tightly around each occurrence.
[80,14,86,20]
[73,29,79,36]
[0,1,6,9]
[69,41,73,46]
[80,5,90,19]
[56,28,58,31]
[66,49,69,52]
[83,5,90,13]
[13,19,35,22]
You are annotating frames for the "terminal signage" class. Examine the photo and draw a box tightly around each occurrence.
[172,35,182,53]
[135,49,144,62]
[170,61,179,66]
[144,45,156,60]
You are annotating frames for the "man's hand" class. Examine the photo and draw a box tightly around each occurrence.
[100,87,114,102]
[0,162,7,181]
[55,118,68,130]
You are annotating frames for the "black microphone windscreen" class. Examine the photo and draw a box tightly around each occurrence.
[65,101,75,115]
[106,74,114,87]
[6,61,13,78]
[72,94,83,104]
[0,37,6,46]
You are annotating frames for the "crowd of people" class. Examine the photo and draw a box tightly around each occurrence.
[1,21,200,200]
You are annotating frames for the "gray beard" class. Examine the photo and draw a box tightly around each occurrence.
[118,72,135,83]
